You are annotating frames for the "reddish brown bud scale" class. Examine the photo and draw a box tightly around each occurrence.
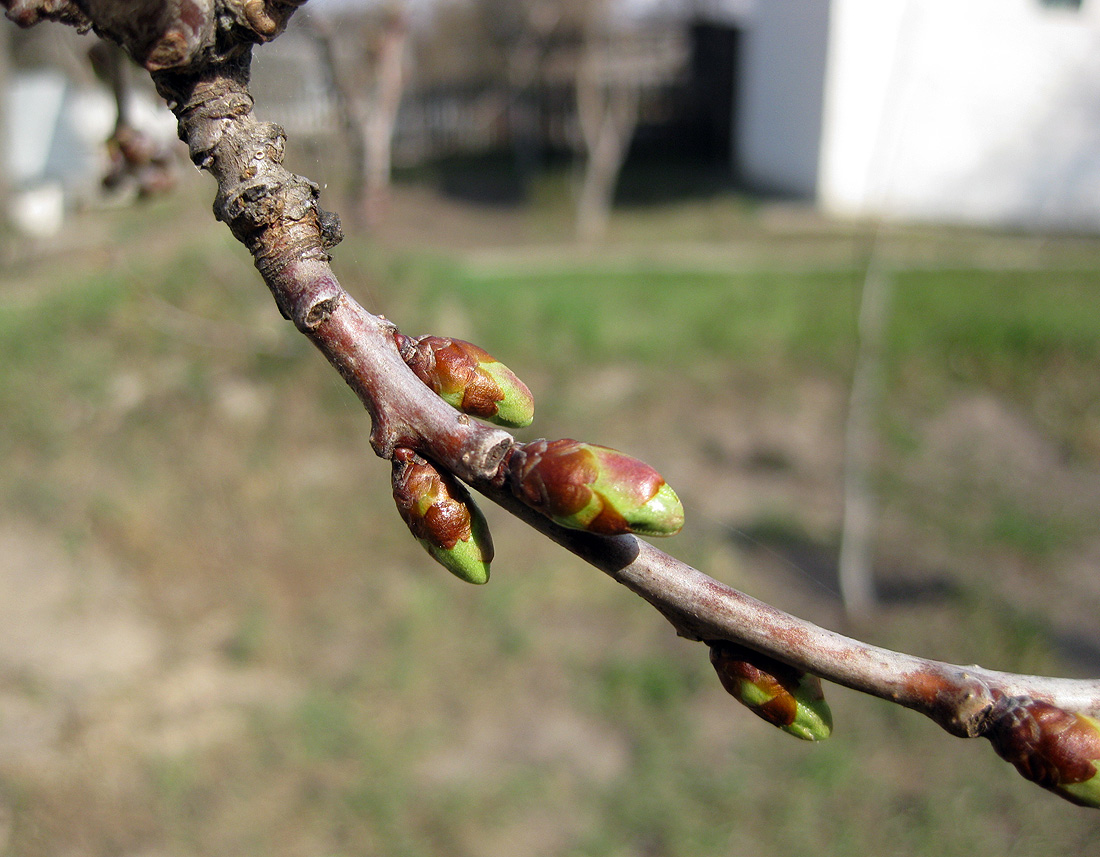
[396,334,534,427]
[402,335,502,416]
[512,441,599,518]
[708,640,832,741]
[710,643,799,727]
[391,448,494,584]
[507,439,684,537]
[986,698,1100,807]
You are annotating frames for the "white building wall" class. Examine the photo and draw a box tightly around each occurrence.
[736,0,832,195]
[818,0,1100,230]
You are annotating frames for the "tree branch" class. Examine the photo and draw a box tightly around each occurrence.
[5,0,1100,810]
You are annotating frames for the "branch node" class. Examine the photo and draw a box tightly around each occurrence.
[938,681,996,738]
[305,295,341,330]
[277,271,343,332]
[145,27,191,71]
[462,433,514,481]
[3,0,91,30]
[318,207,344,250]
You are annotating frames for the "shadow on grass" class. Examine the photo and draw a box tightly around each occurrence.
[612,157,744,208]
[727,517,962,609]
[727,518,1100,674]
[395,151,756,210]
[1049,630,1100,676]
[394,152,528,206]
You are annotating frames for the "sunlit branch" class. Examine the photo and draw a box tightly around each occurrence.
[4,0,1098,810]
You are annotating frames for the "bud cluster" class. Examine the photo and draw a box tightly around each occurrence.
[391,448,494,584]
[397,334,535,428]
[506,438,684,537]
[986,697,1100,807]
[708,640,833,742]
[388,332,686,582]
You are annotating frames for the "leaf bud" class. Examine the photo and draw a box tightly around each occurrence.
[397,334,534,427]
[986,698,1100,808]
[391,448,494,584]
[507,438,684,537]
[708,640,833,742]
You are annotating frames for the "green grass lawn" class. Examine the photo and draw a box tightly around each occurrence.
[1,176,1099,856]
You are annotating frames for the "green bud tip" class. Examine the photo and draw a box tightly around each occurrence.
[391,448,494,585]
[508,439,684,537]
[478,360,535,428]
[708,641,833,742]
[397,334,534,428]
[422,526,492,586]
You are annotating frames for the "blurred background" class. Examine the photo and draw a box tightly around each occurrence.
[2,0,1100,854]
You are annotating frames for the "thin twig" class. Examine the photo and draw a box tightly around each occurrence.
[3,0,1099,809]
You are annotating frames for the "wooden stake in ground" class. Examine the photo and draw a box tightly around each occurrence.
[838,252,893,618]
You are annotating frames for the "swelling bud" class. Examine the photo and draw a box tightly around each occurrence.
[987,698,1100,808]
[391,448,494,584]
[507,438,684,536]
[708,640,833,742]
[397,334,535,428]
